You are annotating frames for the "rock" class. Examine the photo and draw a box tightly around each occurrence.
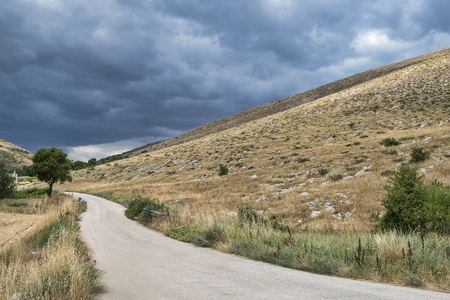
[251,175,258,179]
[255,195,266,202]
[355,166,371,177]
[300,192,309,196]
[311,210,321,218]
[333,213,342,220]
[305,201,316,207]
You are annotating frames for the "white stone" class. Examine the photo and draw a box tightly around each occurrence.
[300,192,309,196]
[311,210,321,218]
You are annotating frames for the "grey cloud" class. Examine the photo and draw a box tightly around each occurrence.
[0,0,448,159]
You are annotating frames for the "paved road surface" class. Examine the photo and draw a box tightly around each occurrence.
[73,193,449,300]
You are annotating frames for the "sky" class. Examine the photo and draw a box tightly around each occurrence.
[1,0,449,162]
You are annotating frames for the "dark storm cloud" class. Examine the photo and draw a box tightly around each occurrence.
[0,0,448,161]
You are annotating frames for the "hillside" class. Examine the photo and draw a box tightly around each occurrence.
[68,48,450,231]
[127,47,450,156]
[0,138,33,171]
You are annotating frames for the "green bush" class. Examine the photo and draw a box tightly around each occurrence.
[377,165,450,234]
[0,162,15,199]
[318,168,328,176]
[165,225,201,242]
[380,138,400,147]
[14,188,47,199]
[124,196,169,224]
[190,233,208,247]
[204,223,225,245]
[329,174,343,181]
[218,164,229,176]
[422,181,450,234]
[238,204,261,224]
[297,157,310,163]
[410,147,430,163]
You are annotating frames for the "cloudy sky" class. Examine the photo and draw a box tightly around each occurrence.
[1,0,449,162]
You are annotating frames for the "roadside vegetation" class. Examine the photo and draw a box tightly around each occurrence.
[62,51,450,291]
[0,192,102,299]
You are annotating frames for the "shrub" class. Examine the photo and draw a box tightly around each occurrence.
[218,164,229,176]
[0,162,15,199]
[204,223,225,245]
[380,170,395,177]
[410,147,430,163]
[380,138,400,147]
[297,157,310,163]
[190,233,208,247]
[318,168,328,176]
[378,165,426,232]
[13,188,47,199]
[125,196,169,224]
[238,204,261,224]
[329,174,343,181]
[422,181,450,234]
[377,165,450,233]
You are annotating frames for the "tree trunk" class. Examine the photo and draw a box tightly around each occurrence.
[47,182,54,197]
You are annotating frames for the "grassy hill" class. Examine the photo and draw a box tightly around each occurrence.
[69,47,449,228]
[0,138,33,171]
[65,48,449,290]
[127,47,450,156]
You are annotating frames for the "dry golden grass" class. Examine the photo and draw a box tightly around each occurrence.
[0,212,47,251]
[0,195,101,299]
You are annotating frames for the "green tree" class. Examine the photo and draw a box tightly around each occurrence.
[378,165,426,232]
[88,158,97,168]
[377,165,450,234]
[72,160,86,170]
[0,162,15,199]
[30,147,72,197]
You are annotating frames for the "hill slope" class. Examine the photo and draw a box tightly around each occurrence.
[69,48,449,231]
[0,138,33,171]
[128,47,450,155]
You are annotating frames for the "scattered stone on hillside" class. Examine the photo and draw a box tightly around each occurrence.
[333,213,342,220]
[343,175,354,180]
[251,175,258,178]
[354,165,371,177]
[255,195,265,202]
[419,168,427,174]
[305,201,316,207]
[270,183,285,188]
[324,202,335,213]
[300,192,309,196]
[311,210,321,218]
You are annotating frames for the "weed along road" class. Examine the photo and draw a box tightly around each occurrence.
[73,193,448,300]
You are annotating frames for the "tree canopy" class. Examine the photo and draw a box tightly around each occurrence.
[30,147,72,197]
[0,162,15,199]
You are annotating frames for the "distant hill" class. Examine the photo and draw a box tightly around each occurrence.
[127,47,450,156]
[0,138,33,172]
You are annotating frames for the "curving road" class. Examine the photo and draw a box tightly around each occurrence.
[72,193,448,300]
